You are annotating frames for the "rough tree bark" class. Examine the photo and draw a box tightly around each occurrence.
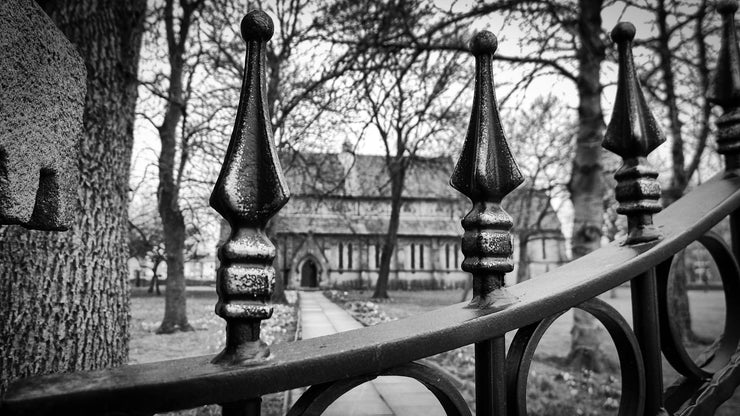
[155,0,203,334]
[0,0,145,394]
[566,0,612,372]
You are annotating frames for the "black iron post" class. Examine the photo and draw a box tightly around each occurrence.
[209,9,289,371]
[450,31,524,415]
[603,23,668,416]
[709,0,740,259]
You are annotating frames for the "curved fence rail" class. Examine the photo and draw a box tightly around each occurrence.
[5,3,740,416]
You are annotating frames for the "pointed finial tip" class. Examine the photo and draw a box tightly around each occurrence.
[241,10,274,42]
[611,22,636,43]
[718,0,739,14]
[470,31,498,56]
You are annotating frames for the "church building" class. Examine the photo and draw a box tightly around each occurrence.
[268,147,567,290]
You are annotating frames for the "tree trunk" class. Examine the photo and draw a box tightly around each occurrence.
[0,0,145,394]
[516,234,530,283]
[373,161,406,299]
[567,0,609,371]
[155,0,197,334]
[148,258,162,296]
[157,84,191,332]
[270,225,288,303]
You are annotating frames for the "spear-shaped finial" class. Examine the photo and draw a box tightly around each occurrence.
[210,10,289,365]
[708,0,740,169]
[450,31,524,309]
[604,22,666,244]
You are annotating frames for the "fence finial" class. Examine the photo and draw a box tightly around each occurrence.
[603,22,665,244]
[210,10,289,365]
[709,0,740,169]
[451,31,523,309]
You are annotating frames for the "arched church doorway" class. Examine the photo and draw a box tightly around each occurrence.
[300,258,318,287]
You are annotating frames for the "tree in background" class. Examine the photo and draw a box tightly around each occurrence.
[128,213,207,296]
[128,219,167,295]
[317,0,471,299]
[0,0,145,394]
[139,0,205,333]
[135,0,362,305]
[506,95,574,284]
[201,0,360,302]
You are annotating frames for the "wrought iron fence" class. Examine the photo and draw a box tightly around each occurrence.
[5,3,740,416]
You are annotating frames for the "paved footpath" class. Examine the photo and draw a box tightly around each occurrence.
[292,291,446,416]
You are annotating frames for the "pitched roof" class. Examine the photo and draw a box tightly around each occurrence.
[274,150,563,237]
[279,150,458,199]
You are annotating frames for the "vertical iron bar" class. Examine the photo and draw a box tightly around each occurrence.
[603,22,668,416]
[630,269,664,415]
[450,31,523,415]
[209,10,289,366]
[475,337,507,416]
[708,1,740,259]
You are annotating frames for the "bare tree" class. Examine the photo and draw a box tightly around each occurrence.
[139,0,207,333]
[316,0,472,299]
[505,95,574,283]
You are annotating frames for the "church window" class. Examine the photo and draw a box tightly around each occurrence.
[454,244,459,267]
[375,244,381,268]
[410,244,416,269]
[445,244,450,269]
[283,241,288,269]
[419,245,424,269]
[541,238,547,260]
[348,243,353,269]
[339,243,344,269]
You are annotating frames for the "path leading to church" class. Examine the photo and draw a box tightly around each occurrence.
[292,291,447,416]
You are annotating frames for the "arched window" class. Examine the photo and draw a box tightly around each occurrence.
[348,243,353,269]
[375,244,381,268]
[419,245,424,269]
[445,244,450,269]
[410,244,416,269]
[454,244,459,267]
[339,242,344,269]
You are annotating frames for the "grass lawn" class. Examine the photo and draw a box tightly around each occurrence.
[128,288,297,415]
[335,286,739,415]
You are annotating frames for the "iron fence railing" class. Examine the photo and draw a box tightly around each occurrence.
[5,3,740,416]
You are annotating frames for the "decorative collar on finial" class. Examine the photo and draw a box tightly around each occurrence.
[603,22,666,159]
[241,10,274,42]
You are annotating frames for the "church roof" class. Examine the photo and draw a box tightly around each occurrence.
[272,215,462,237]
[280,151,458,199]
[274,149,564,238]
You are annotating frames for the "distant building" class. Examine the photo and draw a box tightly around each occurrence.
[127,255,217,284]
[256,147,567,290]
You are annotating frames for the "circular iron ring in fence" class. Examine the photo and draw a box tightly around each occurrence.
[505,298,646,416]
[656,231,740,380]
[287,361,471,416]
